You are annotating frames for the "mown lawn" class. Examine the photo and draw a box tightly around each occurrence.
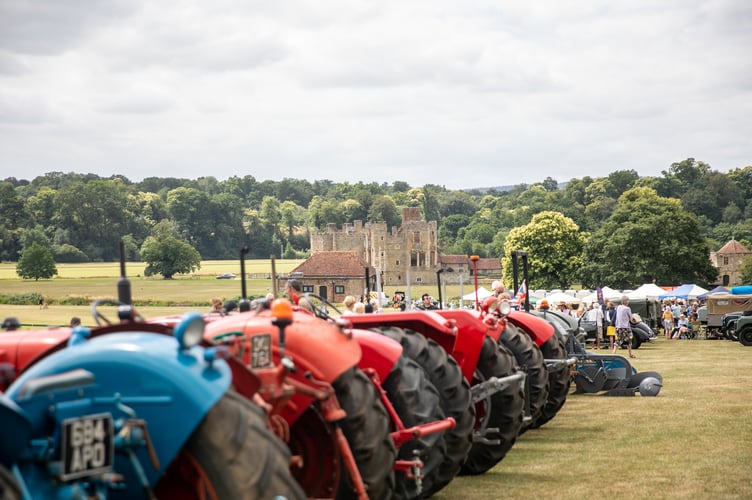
[435,338,752,499]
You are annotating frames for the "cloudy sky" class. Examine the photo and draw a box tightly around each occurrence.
[1,1,750,190]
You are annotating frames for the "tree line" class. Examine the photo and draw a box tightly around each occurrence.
[2,158,752,287]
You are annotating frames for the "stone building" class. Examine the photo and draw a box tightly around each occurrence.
[280,251,374,303]
[710,239,752,287]
[311,207,443,286]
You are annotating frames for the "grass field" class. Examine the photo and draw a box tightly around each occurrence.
[435,338,752,500]
[0,260,491,313]
[2,263,749,498]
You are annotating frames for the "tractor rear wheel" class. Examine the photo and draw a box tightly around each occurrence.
[333,367,397,500]
[739,326,752,346]
[371,327,474,496]
[156,390,306,500]
[382,354,447,499]
[498,323,549,433]
[530,335,571,429]
[461,336,524,475]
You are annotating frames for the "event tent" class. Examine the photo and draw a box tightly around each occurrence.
[658,284,709,300]
[632,283,668,298]
[461,286,494,302]
[543,291,581,305]
[696,285,729,299]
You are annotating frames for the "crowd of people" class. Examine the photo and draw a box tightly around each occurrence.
[660,298,700,339]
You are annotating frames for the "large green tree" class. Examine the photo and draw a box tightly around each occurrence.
[52,179,136,261]
[16,243,58,280]
[140,235,201,279]
[502,211,586,289]
[579,187,718,288]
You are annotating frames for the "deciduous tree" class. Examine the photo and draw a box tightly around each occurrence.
[17,243,58,281]
[502,211,586,289]
[140,235,201,279]
[580,187,718,288]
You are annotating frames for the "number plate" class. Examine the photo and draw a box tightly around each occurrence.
[60,413,114,481]
[251,333,273,368]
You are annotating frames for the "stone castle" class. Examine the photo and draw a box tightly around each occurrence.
[310,207,441,287]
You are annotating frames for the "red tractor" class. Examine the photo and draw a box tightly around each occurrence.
[199,299,460,499]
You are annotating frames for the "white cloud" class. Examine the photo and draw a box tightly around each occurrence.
[0,0,750,189]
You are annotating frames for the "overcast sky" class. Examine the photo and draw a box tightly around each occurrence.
[1,1,750,190]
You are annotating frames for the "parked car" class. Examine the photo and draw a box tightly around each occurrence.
[215,272,236,279]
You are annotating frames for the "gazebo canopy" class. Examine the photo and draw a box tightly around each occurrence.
[659,284,709,300]
[633,283,668,298]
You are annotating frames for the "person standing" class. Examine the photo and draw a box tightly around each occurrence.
[662,303,675,340]
[614,296,635,358]
[284,279,302,305]
[342,295,357,315]
[418,293,438,310]
[605,301,617,351]
[587,302,604,350]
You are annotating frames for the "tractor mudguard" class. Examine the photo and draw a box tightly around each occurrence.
[506,311,556,347]
[433,310,498,381]
[6,331,231,492]
[347,310,460,355]
[0,328,72,390]
[0,392,31,469]
[350,328,402,380]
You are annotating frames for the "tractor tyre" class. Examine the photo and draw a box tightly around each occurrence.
[498,323,549,433]
[631,333,642,349]
[333,367,397,500]
[0,464,21,500]
[155,390,306,500]
[371,326,474,496]
[461,336,525,475]
[739,326,752,346]
[530,335,571,429]
[382,354,448,499]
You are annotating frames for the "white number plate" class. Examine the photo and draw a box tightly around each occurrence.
[60,413,114,481]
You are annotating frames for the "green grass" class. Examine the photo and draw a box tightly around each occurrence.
[0,260,496,310]
[0,259,304,280]
[435,338,752,500]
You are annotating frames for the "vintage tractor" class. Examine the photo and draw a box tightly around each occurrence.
[323,296,528,476]
[148,248,459,499]
[0,309,305,499]
[201,299,459,499]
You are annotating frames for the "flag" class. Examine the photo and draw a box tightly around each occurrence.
[515,280,527,302]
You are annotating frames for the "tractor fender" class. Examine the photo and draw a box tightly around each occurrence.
[0,328,72,390]
[7,331,231,488]
[507,311,555,346]
[432,310,492,382]
[0,392,31,469]
[350,328,402,380]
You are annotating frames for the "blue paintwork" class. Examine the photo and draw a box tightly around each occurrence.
[5,329,231,499]
[0,392,31,469]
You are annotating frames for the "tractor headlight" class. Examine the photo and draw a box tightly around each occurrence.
[497,300,511,317]
[175,312,205,349]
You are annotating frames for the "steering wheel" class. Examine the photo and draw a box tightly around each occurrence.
[302,293,342,320]
[90,298,144,326]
